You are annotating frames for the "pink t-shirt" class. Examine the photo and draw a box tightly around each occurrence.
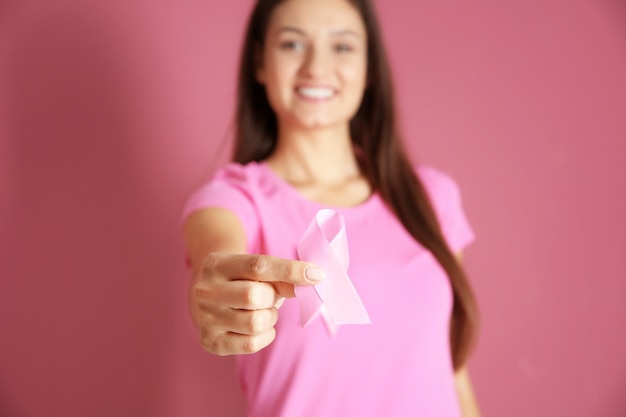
[182,161,475,417]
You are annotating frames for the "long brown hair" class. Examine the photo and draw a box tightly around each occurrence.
[233,0,479,370]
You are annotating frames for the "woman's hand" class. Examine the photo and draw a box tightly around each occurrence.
[190,252,325,356]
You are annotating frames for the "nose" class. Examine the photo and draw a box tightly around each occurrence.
[300,44,330,78]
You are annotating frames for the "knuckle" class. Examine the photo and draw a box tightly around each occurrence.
[193,282,221,308]
[192,280,215,299]
[249,255,270,276]
[196,308,217,327]
[198,311,229,355]
[241,335,262,354]
[202,252,222,274]
[199,328,220,354]
[242,282,264,309]
[246,311,266,335]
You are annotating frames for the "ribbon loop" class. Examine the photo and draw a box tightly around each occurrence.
[295,209,371,335]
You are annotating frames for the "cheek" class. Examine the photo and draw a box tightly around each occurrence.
[340,64,367,99]
[340,59,367,86]
[268,60,299,95]
[262,62,291,106]
[338,62,368,118]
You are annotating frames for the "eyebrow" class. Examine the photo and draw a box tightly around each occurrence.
[275,26,363,38]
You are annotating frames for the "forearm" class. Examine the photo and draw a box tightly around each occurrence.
[455,366,481,417]
[183,208,249,327]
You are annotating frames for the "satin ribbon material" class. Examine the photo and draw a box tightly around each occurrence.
[295,209,371,335]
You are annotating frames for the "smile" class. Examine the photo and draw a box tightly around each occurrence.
[296,87,335,100]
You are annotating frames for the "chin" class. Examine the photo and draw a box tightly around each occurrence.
[299,119,342,130]
[291,113,352,130]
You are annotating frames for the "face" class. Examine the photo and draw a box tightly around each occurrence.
[256,0,368,131]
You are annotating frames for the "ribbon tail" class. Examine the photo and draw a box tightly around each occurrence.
[294,285,323,328]
[320,306,339,337]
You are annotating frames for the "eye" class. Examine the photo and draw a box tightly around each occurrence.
[334,43,354,53]
[280,41,305,52]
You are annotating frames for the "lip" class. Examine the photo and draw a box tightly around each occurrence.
[294,85,337,101]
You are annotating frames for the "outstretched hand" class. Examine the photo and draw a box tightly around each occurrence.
[191,253,325,355]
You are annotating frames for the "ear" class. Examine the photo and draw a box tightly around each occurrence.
[254,42,265,85]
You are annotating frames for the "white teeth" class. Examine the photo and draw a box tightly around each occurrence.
[297,87,334,99]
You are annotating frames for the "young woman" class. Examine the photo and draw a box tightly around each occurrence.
[182,0,481,415]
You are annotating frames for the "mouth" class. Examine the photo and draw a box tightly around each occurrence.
[295,86,335,100]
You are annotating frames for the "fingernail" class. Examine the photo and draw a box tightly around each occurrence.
[305,266,326,282]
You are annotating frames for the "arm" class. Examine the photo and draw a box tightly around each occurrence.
[183,207,248,327]
[453,251,481,417]
[183,207,249,269]
[455,365,481,417]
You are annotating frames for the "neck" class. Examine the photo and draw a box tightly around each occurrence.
[267,123,361,185]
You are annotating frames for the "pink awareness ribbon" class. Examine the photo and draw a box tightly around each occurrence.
[295,209,371,336]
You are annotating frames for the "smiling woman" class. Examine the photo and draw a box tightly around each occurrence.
[181,0,480,416]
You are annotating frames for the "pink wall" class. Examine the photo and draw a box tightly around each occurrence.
[1,0,625,416]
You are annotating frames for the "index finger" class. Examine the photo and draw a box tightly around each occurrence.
[207,253,326,286]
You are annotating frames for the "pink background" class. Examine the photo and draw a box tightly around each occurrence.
[1,0,625,416]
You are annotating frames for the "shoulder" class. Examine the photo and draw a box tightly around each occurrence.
[415,165,475,252]
[181,161,268,228]
[181,162,268,253]
[182,162,264,216]
[209,161,264,188]
[415,165,462,207]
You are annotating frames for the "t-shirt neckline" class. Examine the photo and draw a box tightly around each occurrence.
[255,161,382,216]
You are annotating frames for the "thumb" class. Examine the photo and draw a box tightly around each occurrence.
[212,253,326,286]
[271,264,326,298]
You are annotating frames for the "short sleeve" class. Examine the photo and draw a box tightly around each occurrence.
[417,166,475,253]
[181,163,260,252]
